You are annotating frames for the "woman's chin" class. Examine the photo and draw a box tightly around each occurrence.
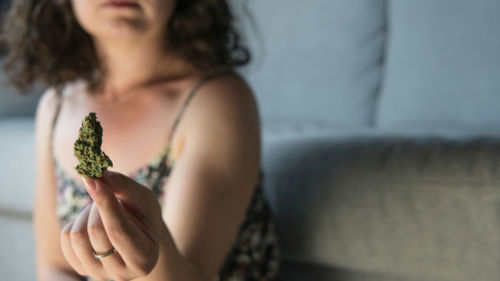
[91,18,150,42]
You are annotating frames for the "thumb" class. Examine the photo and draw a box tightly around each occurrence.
[100,170,154,207]
[81,175,134,235]
[81,175,150,264]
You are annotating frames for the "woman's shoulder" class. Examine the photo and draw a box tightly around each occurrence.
[34,80,87,141]
[171,69,261,177]
[179,70,260,144]
[35,87,60,132]
[59,80,88,101]
[34,87,61,178]
[185,70,258,123]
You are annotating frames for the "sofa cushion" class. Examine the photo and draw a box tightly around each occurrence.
[239,0,386,128]
[261,130,500,280]
[0,117,35,214]
[0,216,36,281]
[376,0,500,131]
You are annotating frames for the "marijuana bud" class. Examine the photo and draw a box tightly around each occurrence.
[74,112,113,178]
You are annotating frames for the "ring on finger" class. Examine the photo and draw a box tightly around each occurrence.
[93,247,116,259]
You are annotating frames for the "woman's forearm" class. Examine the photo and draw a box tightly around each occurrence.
[136,225,208,281]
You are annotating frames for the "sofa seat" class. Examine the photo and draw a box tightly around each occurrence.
[262,121,500,281]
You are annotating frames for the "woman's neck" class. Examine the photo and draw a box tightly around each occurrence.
[94,38,194,101]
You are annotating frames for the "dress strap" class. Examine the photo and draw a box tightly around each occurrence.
[165,70,235,148]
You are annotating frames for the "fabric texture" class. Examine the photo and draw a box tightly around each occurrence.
[0,217,36,281]
[50,74,281,281]
[261,130,500,281]
[376,0,500,131]
[279,260,425,281]
[0,118,35,213]
[239,0,386,128]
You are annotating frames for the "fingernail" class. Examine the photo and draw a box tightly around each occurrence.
[102,170,116,185]
[82,176,98,195]
[103,170,114,179]
[61,220,73,233]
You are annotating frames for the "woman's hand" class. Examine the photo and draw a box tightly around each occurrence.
[60,170,167,281]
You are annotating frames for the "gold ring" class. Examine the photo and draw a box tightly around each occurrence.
[92,247,116,259]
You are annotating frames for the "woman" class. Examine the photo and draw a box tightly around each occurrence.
[2,0,280,280]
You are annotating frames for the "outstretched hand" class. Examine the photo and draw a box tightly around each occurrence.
[60,170,167,281]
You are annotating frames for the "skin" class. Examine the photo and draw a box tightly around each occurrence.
[34,0,261,280]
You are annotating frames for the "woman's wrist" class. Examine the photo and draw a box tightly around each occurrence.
[145,222,207,281]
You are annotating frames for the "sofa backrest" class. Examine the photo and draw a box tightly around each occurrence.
[1,0,389,124]
[376,0,500,132]
[0,60,43,117]
[238,0,387,129]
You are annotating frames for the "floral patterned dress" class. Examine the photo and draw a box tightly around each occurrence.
[50,74,281,281]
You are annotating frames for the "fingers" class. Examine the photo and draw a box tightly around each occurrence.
[103,170,154,207]
[61,220,85,276]
[88,203,126,272]
[82,175,132,231]
[101,170,160,243]
[82,175,160,276]
[102,171,160,246]
[61,204,134,281]
[82,177,152,272]
[70,204,106,280]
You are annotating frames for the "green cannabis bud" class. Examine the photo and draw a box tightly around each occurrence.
[74,112,113,178]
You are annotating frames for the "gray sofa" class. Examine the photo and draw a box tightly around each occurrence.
[2,0,500,280]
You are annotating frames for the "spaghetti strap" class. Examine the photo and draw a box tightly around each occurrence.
[166,70,234,148]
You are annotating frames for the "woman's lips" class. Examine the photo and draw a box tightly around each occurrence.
[103,1,140,8]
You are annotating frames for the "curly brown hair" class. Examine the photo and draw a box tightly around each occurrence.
[1,0,251,93]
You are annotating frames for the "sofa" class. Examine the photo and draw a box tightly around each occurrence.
[2,0,500,280]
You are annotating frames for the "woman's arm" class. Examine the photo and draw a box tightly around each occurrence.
[139,75,261,280]
[34,88,82,281]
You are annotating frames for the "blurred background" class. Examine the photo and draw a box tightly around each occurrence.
[2,0,500,280]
